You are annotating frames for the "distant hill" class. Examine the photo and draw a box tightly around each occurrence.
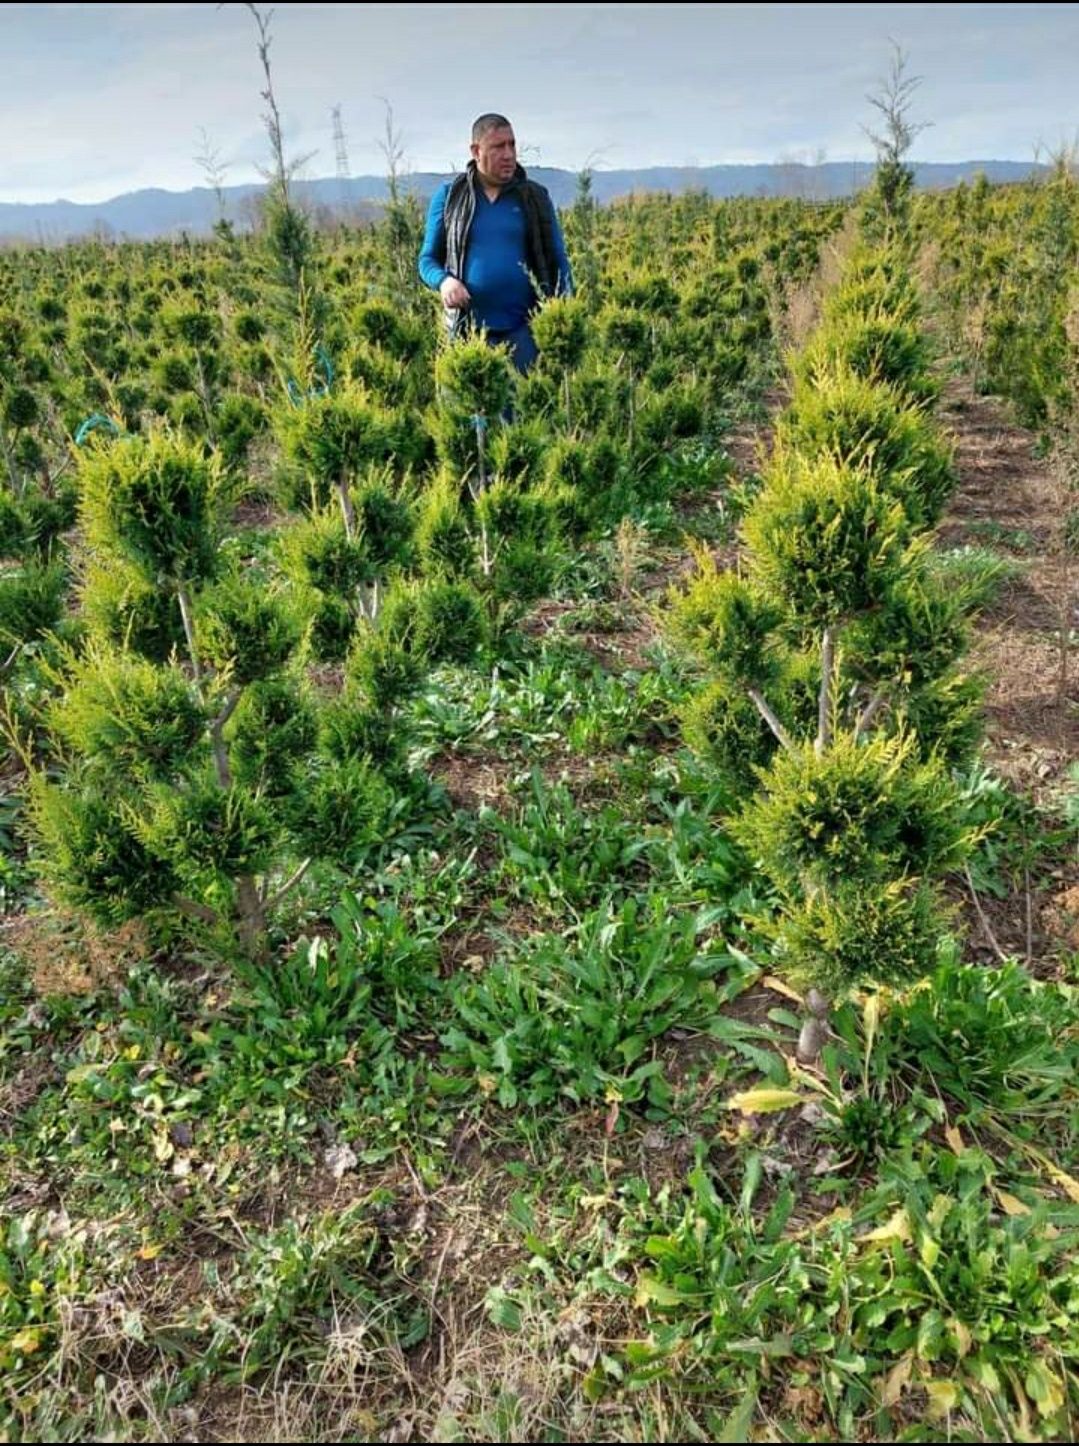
[0,161,1044,244]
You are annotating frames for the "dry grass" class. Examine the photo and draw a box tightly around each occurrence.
[5,906,148,997]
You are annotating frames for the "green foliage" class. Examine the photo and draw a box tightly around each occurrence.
[924,544,1019,614]
[682,668,802,797]
[822,255,920,326]
[794,312,937,407]
[487,419,549,486]
[899,668,987,767]
[228,676,317,795]
[48,643,205,783]
[771,876,950,995]
[0,558,67,646]
[666,553,784,690]
[879,960,1079,1121]
[435,333,514,420]
[626,1156,1079,1439]
[196,569,300,685]
[444,896,730,1106]
[0,488,75,561]
[531,294,590,373]
[214,392,267,474]
[138,774,278,885]
[733,731,973,897]
[633,383,706,461]
[846,561,971,690]
[78,429,230,585]
[351,476,414,571]
[278,505,376,594]
[289,755,394,864]
[279,386,394,507]
[346,621,423,713]
[777,370,955,525]
[411,578,487,665]
[415,475,475,578]
[744,453,910,627]
[27,775,177,923]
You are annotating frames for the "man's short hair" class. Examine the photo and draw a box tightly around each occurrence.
[472,113,513,143]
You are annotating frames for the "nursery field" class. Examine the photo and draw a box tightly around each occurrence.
[1,166,1078,1442]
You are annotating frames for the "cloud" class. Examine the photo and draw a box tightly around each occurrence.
[0,2,1076,203]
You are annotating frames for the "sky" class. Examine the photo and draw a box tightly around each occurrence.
[3,2,1078,205]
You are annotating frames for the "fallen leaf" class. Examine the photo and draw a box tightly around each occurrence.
[727,1088,803,1115]
[860,1208,912,1245]
[881,1353,913,1406]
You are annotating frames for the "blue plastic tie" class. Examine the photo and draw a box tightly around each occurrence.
[286,345,335,407]
[74,413,121,446]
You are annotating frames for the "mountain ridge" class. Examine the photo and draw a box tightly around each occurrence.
[0,160,1042,243]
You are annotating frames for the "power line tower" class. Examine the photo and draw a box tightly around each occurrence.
[332,104,351,209]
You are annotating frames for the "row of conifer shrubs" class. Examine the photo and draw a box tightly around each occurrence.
[668,241,985,1015]
[18,282,740,963]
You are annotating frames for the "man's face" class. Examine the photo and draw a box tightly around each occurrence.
[471,126,517,185]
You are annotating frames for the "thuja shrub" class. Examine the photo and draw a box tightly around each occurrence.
[277,480,414,658]
[431,335,515,494]
[793,310,938,408]
[530,295,590,375]
[79,557,186,663]
[79,429,228,588]
[776,370,956,526]
[743,451,911,629]
[732,730,972,898]
[0,558,68,649]
[727,733,975,996]
[26,428,431,961]
[769,877,950,997]
[666,555,785,693]
[665,244,982,1009]
[820,254,921,327]
[531,295,591,427]
[277,385,400,515]
[845,561,971,693]
[681,656,819,800]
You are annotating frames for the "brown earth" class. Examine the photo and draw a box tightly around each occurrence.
[936,380,1078,973]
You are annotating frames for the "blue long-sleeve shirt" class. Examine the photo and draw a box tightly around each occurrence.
[418,179,573,333]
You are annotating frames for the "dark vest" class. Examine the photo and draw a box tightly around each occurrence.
[441,162,559,334]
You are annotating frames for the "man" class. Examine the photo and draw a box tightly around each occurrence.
[418,114,573,373]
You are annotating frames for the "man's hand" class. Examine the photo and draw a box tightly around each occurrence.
[440,276,471,310]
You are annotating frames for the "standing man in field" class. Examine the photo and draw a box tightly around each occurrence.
[418,113,573,373]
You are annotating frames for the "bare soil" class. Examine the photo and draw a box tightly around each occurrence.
[936,380,1079,972]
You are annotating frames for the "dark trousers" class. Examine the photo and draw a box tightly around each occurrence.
[485,322,539,375]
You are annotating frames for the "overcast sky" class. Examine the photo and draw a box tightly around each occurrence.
[3,2,1077,205]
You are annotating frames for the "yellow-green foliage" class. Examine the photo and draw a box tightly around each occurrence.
[530,295,590,373]
[195,569,301,686]
[744,452,911,626]
[732,730,974,898]
[770,876,949,996]
[793,311,937,407]
[136,775,278,886]
[666,550,784,689]
[278,386,396,507]
[777,370,955,525]
[48,642,205,783]
[434,333,514,419]
[415,476,474,578]
[78,429,230,585]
